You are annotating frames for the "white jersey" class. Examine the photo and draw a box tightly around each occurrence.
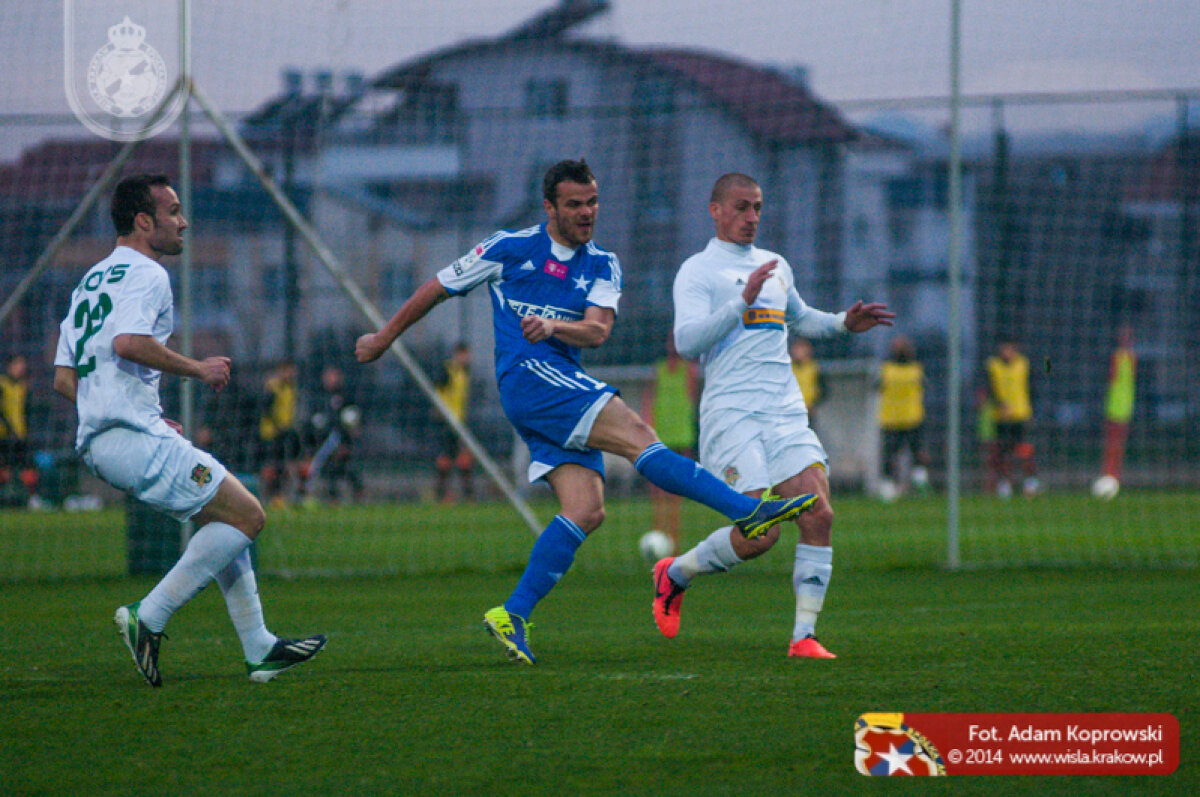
[55,246,175,450]
[673,238,846,418]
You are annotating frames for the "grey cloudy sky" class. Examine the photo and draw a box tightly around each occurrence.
[2,0,1198,155]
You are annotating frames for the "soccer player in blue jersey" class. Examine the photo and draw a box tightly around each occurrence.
[356,159,817,664]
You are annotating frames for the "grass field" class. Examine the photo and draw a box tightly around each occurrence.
[1,494,1197,795]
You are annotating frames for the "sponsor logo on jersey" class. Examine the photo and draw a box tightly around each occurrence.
[519,260,536,271]
[190,464,212,486]
[543,260,568,280]
[454,248,483,276]
[742,307,785,330]
[505,298,582,321]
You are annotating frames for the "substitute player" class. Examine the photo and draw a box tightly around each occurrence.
[356,159,817,665]
[985,338,1039,497]
[653,173,893,658]
[53,174,325,686]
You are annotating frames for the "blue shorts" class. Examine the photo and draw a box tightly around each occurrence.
[498,359,618,483]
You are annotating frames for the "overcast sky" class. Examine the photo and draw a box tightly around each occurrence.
[2,0,1198,156]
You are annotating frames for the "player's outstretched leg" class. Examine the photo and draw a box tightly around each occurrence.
[483,607,536,665]
[114,602,165,687]
[652,557,686,638]
[246,635,328,682]
[734,492,819,540]
[634,443,818,537]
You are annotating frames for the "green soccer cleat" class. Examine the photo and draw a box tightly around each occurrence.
[114,602,164,687]
[483,606,536,665]
[734,492,819,540]
[246,635,328,683]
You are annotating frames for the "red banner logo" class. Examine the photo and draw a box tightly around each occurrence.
[855,713,1178,776]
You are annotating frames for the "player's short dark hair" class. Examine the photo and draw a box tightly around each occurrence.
[710,172,760,204]
[111,173,172,235]
[542,159,595,204]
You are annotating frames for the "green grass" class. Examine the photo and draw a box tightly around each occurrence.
[3,489,1197,582]
[1,493,1197,794]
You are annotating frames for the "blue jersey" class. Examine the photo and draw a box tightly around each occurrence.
[436,224,622,379]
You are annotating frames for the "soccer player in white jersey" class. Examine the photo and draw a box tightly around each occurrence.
[53,174,325,686]
[653,173,894,658]
[357,160,817,665]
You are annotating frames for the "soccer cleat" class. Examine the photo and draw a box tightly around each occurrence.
[246,635,328,683]
[483,606,536,665]
[652,557,686,638]
[787,634,837,659]
[114,602,164,687]
[735,492,819,540]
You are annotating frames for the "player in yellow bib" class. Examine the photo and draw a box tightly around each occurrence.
[433,342,475,502]
[984,339,1039,497]
[1099,326,1136,485]
[877,335,930,497]
[789,337,825,426]
[641,334,699,549]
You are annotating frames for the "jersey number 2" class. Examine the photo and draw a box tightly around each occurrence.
[73,293,113,378]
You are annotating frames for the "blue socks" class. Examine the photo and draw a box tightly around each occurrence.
[505,515,587,620]
[635,442,757,520]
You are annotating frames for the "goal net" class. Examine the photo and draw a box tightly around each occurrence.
[1,1,1197,582]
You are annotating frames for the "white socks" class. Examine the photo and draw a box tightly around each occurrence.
[216,549,277,663]
[792,543,833,641]
[138,522,252,634]
[667,526,742,587]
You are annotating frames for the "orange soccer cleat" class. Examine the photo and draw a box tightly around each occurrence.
[787,635,837,659]
[652,557,686,638]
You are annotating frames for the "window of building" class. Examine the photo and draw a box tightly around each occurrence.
[525,78,568,120]
[399,82,459,143]
[262,264,283,303]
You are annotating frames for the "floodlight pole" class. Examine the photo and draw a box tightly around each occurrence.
[178,0,194,441]
[178,0,194,549]
[946,0,964,570]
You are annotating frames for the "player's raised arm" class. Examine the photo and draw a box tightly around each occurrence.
[112,333,230,390]
[356,277,449,363]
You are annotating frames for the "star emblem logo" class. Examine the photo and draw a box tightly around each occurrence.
[573,274,590,292]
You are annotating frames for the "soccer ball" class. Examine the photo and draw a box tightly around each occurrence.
[1091,474,1120,501]
[877,479,899,503]
[638,530,674,563]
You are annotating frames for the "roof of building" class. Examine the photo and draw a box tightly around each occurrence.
[372,38,857,147]
[0,138,224,201]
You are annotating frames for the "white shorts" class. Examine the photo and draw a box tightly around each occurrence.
[83,427,226,522]
[699,407,828,494]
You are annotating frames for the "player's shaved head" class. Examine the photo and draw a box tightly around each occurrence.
[710,173,759,204]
